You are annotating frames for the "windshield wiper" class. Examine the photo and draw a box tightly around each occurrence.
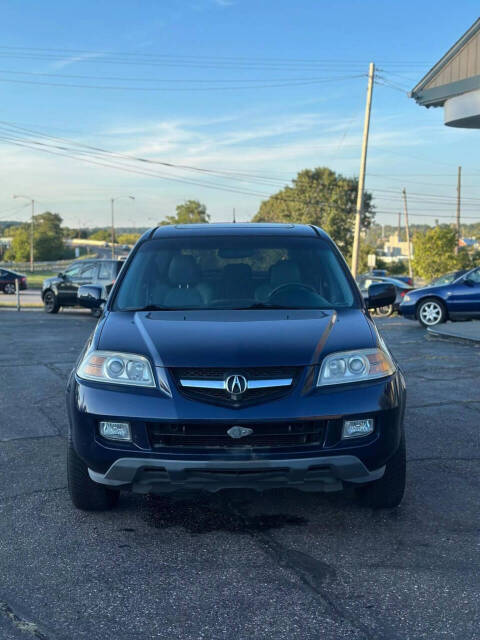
[231,302,312,310]
[121,304,194,312]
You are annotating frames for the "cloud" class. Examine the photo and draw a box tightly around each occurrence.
[51,52,105,70]
[0,106,461,227]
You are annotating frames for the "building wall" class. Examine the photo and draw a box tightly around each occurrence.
[426,29,480,89]
[383,234,413,259]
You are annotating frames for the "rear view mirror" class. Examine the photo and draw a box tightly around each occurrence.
[78,285,105,309]
[366,283,396,309]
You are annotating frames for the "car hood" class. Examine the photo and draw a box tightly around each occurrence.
[406,284,447,298]
[97,308,376,368]
[43,276,62,287]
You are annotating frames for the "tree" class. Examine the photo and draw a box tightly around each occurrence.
[116,233,141,245]
[89,229,111,242]
[412,226,463,280]
[5,212,66,262]
[160,200,209,225]
[252,167,374,256]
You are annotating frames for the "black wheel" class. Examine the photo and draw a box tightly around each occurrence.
[374,304,394,317]
[67,440,119,511]
[3,282,15,295]
[43,290,60,314]
[356,433,406,509]
[417,298,446,327]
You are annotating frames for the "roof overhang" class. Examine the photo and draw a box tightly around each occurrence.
[410,18,480,108]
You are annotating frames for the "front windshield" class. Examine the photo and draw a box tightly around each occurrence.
[113,235,357,311]
[429,272,460,286]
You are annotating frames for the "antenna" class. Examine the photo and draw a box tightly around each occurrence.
[233,207,236,223]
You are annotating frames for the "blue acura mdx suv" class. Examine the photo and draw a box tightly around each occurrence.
[67,223,406,511]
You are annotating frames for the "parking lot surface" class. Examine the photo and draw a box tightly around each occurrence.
[0,311,479,640]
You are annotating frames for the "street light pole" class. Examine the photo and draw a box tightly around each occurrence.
[110,196,135,259]
[13,195,35,271]
[111,198,115,259]
[30,199,34,272]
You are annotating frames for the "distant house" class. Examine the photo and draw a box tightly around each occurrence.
[459,237,477,248]
[380,233,413,264]
[410,18,480,128]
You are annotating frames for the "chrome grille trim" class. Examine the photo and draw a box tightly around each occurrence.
[179,378,293,390]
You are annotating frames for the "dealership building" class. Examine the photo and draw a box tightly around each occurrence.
[411,17,480,128]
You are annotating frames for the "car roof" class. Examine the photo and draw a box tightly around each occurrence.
[71,259,122,263]
[149,223,324,239]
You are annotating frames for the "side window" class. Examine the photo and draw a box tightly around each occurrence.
[79,263,97,280]
[468,268,480,284]
[64,264,83,278]
[98,262,114,280]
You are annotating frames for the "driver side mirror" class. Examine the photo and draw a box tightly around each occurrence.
[58,272,65,278]
[464,278,476,287]
[78,285,105,309]
[366,282,396,309]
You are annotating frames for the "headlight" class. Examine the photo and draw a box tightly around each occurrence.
[77,350,156,388]
[317,348,395,387]
[403,295,411,302]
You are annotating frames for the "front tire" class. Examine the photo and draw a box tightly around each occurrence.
[3,282,15,294]
[356,433,406,509]
[67,441,120,511]
[375,304,394,317]
[417,298,446,327]
[43,290,60,313]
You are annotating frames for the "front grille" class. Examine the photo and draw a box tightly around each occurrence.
[147,420,326,449]
[170,366,300,408]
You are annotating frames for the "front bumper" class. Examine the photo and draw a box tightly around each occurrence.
[68,367,406,494]
[88,455,385,493]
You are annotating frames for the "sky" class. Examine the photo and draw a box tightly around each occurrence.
[0,0,480,230]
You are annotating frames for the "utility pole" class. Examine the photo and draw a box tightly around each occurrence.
[456,165,461,254]
[351,62,375,278]
[402,188,413,279]
[397,211,401,240]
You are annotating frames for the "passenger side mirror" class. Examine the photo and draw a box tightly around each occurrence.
[366,282,396,309]
[464,278,476,287]
[78,285,105,309]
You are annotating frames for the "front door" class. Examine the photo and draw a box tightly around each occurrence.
[446,268,480,317]
[58,262,98,305]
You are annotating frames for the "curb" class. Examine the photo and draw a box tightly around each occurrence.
[427,326,480,346]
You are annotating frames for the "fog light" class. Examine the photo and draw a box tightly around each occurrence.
[99,421,131,441]
[342,418,374,439]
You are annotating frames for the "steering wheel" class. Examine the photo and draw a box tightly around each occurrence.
[268,283,317,300]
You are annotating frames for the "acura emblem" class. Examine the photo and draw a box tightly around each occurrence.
[225,374,248,395]
[227,426,254,439]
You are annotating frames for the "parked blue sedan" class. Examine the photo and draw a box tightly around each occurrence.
[399,266,480,327]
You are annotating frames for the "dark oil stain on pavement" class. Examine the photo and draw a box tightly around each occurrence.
[143,492,307,534]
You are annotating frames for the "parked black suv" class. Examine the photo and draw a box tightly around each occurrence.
[42,259,123,313]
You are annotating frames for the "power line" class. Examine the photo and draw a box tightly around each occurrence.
[0,74,364,92]
[0,45,434,66]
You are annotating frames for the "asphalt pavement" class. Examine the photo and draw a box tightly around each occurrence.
[0,312,479,640]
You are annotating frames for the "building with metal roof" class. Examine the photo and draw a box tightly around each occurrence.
[410,18,480,128]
